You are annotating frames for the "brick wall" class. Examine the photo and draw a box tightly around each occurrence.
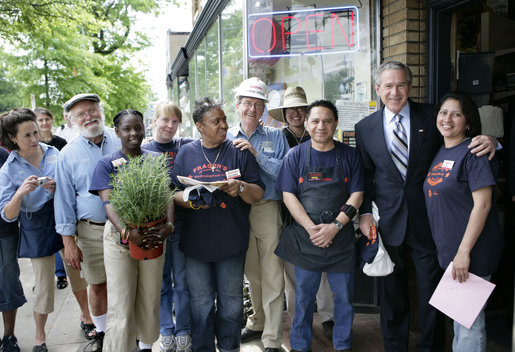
[382,0,428,102]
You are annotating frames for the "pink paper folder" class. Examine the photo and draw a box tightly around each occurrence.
[429,262,495,329]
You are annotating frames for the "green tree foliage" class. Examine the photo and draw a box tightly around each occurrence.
[0,0,168,125]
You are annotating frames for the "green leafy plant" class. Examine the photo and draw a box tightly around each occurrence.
[109,154,174,227]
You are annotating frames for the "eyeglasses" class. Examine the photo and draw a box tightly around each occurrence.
[73,107,100,120]
[240,101,265,110]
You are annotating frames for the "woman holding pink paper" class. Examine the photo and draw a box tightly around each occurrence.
[423,92,504,352]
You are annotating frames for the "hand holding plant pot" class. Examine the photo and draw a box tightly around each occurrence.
[109,153,175,260]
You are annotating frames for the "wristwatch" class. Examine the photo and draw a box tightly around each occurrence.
[332,219,343,230]
[239,182,245,193]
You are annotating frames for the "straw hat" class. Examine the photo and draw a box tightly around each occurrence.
[268,86,308,122]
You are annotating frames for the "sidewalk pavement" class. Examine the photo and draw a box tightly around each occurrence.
[7,258,379,352]
[4,258,510,352]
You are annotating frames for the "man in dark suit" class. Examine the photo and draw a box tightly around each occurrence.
[355,61,496,352]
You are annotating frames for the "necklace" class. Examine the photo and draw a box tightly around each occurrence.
[200,140,222,172]
[287,127,306,145]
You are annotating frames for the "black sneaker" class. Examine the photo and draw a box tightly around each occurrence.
[2,335,20,352]
[322,320,334,340]
[82,331,104,352]
[240,327,263,342]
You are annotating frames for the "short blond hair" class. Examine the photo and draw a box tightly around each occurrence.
[154,101,183,123]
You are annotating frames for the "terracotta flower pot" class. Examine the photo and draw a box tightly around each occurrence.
[128,216,166,260]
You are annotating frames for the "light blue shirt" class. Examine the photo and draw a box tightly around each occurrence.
[227,124,289,200]
[54,128,121,236]
[383,103,411,155]
[0,143,59,222]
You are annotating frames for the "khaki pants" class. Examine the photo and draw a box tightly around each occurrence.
[245,200,285,348]
[31,255,55,314]
[76,221,106,284]
[103,221,165,352]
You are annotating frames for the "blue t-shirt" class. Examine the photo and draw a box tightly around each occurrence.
[423,140,504,276]
[142,138,194,175]
[275,141,365,196]
[0,147,18,238]
[172,139,265,262]
[89,149,159,195]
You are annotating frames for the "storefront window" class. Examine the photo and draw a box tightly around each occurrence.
[196,40,207,99]
[221,0,244,125]
[205,20,220,98]
[246,0,378,143]
[188,55,196,123]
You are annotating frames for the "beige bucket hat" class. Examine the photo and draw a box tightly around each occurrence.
[268,86,309,122]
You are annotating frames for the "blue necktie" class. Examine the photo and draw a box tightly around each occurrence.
[391,114,408,179]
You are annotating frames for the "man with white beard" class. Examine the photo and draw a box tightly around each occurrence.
[54,94,121,352]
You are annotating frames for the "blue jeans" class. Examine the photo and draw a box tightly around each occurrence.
[160,223,191,336]
[290,266,354,351]
[55,251,66,278]
[186,252,245,352]
[0,235,27,311]
[452,275,490,352]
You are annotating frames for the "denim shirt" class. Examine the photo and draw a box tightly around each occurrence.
[227,124,289,200]
[54,128,121,236]
[0,143,59,222]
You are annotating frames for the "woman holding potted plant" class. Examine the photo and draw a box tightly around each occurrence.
[171,97,265,352]
[89,109,175,352]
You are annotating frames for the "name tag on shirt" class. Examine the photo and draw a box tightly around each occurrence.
[226,169,241,179]
[442,160,454,170]
[307,172,323,182]
[261,141,274,153]
[111,158,127,168]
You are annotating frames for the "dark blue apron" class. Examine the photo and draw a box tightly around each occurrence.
[275,141,355,272]
[18,200,63,258]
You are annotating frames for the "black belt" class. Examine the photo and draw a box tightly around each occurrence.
[81,219,106,227]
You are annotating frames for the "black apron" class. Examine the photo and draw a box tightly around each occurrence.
[275,141,355,272]
[19,200,63,258]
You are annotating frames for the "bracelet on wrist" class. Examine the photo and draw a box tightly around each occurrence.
[120,227,128,244]
[340,204,357,220]
[189,201,201,210]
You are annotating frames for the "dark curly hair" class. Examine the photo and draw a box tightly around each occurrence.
[306,100,339,121]
[0,108,37,150]
[113,109,144,128]
[192,97,224,124]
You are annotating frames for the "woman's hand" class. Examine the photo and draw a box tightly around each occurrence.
[17,175,39,197]
[41,177,56,193]
[452,250,471,283]
[128,224,169,250]
[220,179,242,198]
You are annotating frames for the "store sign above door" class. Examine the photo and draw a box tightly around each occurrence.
[248,6,359,58]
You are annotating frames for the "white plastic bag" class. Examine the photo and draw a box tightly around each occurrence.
[362,202,395,277]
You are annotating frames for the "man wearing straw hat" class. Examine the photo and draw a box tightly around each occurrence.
[268,86,336,339]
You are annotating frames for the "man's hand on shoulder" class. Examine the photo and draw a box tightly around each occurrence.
[468,135,497,160]
[232,138,258,157]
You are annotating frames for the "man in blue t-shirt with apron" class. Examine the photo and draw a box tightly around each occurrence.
[275,100,364,352]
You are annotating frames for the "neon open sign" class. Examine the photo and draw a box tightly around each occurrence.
[248,6,359,58]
